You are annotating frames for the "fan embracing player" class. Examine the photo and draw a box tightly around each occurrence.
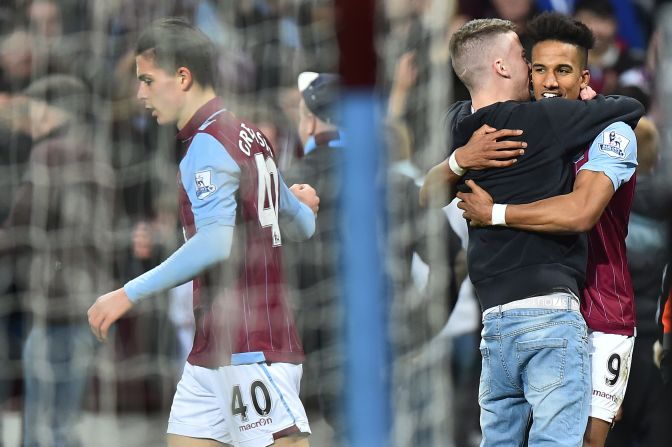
[87,18,318,447]
[457,13,639,447]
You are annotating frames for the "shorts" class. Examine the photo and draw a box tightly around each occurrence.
[168,362,311,446]
[588,330,635,423]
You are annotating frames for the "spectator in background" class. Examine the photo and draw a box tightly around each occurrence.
[284,71,344,440]
[386,48,456,445]
[0,28,45,92]
[607,117,671,447]
[0,74,113,447]
[574,0,644,95]
[654,259,672,446]
[487,0,540,53]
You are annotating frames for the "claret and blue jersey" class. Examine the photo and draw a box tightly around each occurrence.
[576,121,638,336]
[125,98,315,368]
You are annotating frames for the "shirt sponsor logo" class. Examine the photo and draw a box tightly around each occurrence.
[598,130,629,159]
[239,417,273,432]
[195,170,217,199]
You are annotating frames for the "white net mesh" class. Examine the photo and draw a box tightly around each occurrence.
[0,1,669,446]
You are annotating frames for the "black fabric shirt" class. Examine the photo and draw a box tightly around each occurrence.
[449,95,644,311]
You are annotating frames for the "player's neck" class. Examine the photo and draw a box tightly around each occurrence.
[176,86,217,131]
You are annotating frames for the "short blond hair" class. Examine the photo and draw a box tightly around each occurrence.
[449,18,517,91]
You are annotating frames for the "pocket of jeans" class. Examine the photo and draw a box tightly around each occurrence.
[516,338,567,392]
[478,346,491,400]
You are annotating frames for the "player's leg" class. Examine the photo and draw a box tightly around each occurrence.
[583,417,611,447]
[271,434,310,446]
[582,331,635,447]
[167,362,234,446]
[217,362,311,447]
[167,434,230,447]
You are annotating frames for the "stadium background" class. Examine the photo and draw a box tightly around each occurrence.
[0,0,670,445]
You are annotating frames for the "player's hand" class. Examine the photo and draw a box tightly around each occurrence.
[456,179,494,226]
[87,288,134,342]
[454,125,526,170]
[580,85,597,101]
[290,183,320,216]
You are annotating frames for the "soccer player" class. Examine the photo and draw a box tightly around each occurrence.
[425,18,643,446]
[456,13,637,446]
[87,19,317,447]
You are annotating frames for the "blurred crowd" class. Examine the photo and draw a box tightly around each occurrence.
[0,0,670,446]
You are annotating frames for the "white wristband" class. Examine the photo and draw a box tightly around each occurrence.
[448,151,466,176]
[491,204,508,226]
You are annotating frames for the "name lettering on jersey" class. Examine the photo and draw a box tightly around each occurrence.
[238,123,271,156]
[598,130,630,159]
[195,169,217,199]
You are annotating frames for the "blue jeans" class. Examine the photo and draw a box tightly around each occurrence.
[22,322,96,447]
[478,295,590,446]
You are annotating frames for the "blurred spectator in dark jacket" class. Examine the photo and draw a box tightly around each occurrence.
[284,71,344,440]
[0,74,114,447]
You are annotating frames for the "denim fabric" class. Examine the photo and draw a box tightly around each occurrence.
[478,293,590,447]
[22,322,96,447]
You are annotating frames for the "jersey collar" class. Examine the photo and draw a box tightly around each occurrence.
[176,97,226,142]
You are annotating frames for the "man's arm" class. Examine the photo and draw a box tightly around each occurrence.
[457,172,614,233]
[88,223,234,341]
[88,132,241,341]
[419,125,526,208]
[545,95,644,155]
[458,121,637,232]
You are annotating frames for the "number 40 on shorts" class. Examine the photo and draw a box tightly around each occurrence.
[231,380,272,422]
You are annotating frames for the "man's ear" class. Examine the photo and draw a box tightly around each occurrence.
[176,67,193,91]
[307,113,316,136]
[580,69,591,89]
[494,58,510,79]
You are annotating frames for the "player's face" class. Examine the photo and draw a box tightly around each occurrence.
[531,40,590,101]
[503,31,531,101]
[135,53,185,126]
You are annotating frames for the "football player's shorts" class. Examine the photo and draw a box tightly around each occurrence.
[588,330,635,423]
[168,361,310,446]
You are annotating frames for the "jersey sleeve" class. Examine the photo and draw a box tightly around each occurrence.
[179,132,240,230]
[124,223,233,302]
[579,121,637,191]
[278,173,315,241]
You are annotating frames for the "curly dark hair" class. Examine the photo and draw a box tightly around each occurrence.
[528,12,595,68]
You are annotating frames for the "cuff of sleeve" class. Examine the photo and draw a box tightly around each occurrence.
[123,281,142,304]
[579,166,620,192]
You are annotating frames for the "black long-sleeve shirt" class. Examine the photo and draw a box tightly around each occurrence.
[449,95,644,311]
